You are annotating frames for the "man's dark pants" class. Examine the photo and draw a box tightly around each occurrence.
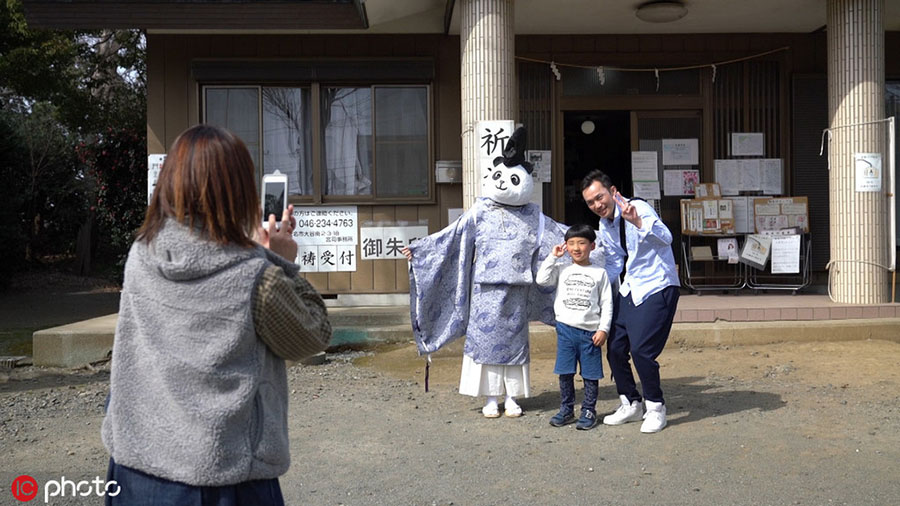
[607,286,680,404]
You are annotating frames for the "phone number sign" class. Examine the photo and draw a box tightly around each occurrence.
[291,206,358,246]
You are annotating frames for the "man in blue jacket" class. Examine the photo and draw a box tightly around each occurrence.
[581,170,680,433]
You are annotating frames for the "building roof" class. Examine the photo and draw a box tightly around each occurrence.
[21,0,900,34]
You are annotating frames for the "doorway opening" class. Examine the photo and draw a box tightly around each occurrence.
[562,110,631,227]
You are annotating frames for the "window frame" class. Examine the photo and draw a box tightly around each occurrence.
[202,82,434,205]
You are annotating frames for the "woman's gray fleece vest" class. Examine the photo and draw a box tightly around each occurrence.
[102,220,298,486]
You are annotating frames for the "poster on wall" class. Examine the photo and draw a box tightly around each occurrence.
[296,245,356,273]
[292,206,358,272]
[631,151,659,181]
[771,234,801,274]
[854,153,882,192]
[714,159,740,195]
[631,151,660,200]
[633,181,661,200]
[760,158,784,195]
[731,132,764,156]
[292,206,358,246]
[360,225,429,260]
[147,154,166,204]
[662,139,699,166]
[663,169,700,196]
[527,150,552,182]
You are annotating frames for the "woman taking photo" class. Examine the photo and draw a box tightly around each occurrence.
[102,124,331,505]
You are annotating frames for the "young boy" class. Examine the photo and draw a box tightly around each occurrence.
[536,224,613,430]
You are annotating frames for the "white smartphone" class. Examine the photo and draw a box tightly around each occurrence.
[261,171,288,230]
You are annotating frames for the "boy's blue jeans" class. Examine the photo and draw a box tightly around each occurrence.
[555,321,604,414]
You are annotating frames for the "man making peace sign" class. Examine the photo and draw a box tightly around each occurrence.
[581,170,680,433]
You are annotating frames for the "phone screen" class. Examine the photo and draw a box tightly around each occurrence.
[263,182,286,222]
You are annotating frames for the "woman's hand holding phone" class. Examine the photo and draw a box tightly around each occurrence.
[258,204,297,261]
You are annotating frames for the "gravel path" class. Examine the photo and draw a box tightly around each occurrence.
[2,340,900,505]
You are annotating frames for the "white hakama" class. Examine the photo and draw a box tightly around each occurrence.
[458,354,531,398]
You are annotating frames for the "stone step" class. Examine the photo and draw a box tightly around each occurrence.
[30,310,900,368]
[327,306,411,327]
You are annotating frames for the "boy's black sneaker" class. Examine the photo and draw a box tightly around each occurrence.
[576,409,600,430]
[549,410,576,427]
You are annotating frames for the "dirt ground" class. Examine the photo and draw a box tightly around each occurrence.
[2,336,899,505]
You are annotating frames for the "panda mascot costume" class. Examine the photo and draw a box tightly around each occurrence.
[405,126,601,418]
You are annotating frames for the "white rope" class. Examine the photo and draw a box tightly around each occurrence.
[550,61,561,81]
[825,258,893,302]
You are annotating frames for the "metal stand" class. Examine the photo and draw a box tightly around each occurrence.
[745,233,812,294]
[680,234,747,293]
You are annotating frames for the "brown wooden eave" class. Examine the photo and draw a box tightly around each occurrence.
[21,0,369,30]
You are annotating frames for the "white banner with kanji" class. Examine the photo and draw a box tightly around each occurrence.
[360,226,429,260]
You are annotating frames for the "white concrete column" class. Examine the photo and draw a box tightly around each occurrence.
[460,0,516,209]
[827,0,887,303]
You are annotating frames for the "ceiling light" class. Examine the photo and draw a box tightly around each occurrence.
[581,120,596,135]
[635,1,688,23]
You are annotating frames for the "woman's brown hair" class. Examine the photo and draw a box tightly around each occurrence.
[137,124,260,247]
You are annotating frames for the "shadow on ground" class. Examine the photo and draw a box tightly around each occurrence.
[517,376,786,425]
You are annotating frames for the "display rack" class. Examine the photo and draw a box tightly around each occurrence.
[746,233,812,294]
[680,234,747,293]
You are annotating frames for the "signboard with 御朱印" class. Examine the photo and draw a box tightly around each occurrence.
[360,225,429,260]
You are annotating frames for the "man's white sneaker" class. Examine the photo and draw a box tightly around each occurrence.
[640,400,667,433]
[603,395,644,425]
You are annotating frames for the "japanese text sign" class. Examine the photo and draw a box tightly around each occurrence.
[360,225,429,260]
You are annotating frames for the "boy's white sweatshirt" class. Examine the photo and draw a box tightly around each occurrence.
[536,254,613,333]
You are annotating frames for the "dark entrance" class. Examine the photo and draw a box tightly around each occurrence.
[562,110,631,227]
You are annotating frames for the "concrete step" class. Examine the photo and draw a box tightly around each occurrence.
[32,314,117,368]
[327,306,410,327]
[29,309,900,368]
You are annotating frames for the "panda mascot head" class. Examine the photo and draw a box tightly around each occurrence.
[483,126,534,207]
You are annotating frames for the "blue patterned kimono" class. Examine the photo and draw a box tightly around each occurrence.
[408,197,570,366]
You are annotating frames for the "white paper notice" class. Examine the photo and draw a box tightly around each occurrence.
[755,215,789,232]
[718,199,734,220]
[755,202,781,216]
[854,153,882,192]
[689,208,703,232]
[148,154,166,205]
[740,234,772,270]
[664,170,699,196]
[715,159,740,196]
[702,200,718,219]
[761,159,783,195]
[663,170,681,196]
[732,132,765,156]
[717,238,739,260]
[781,203,807,216]
[771,235,801,274]
[527,150,552,182]
[740,159,762,191]
[633,180,661,200]
[662,139,699,166]
[631,151,659,181]
[727,197,750,234]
